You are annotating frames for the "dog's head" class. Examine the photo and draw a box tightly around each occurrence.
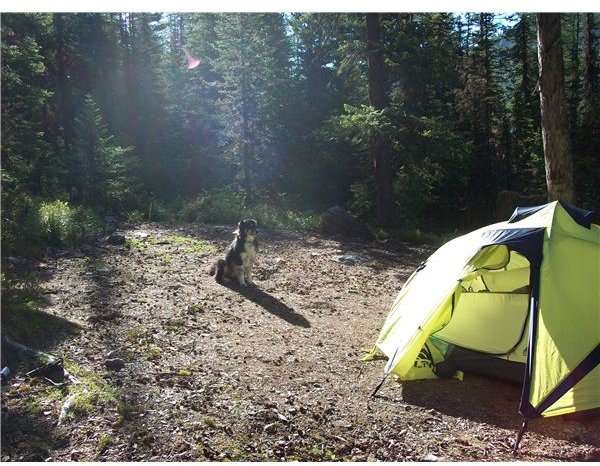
[235,219,258,240]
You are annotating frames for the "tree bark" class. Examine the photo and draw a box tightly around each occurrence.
[53,14,74,154]
[366,13,394,228]
[581,13,598,108]
[239,14,253,207]
[536,13,575,203]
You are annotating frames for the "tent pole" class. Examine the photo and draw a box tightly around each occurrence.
[370,373,388,397]
[512,418,529,453]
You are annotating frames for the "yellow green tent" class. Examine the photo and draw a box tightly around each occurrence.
[367,201,599,424]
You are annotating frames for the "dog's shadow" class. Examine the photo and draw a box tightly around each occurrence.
[235,285,311,328]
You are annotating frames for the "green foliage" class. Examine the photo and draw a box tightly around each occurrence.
[38,200,103,247]
[62,360,119,418]
[394,117,472,229]
[337,104,395,144]
[2,12,597,252]
[71,94,135,210]
[2,195,103,256]
[178,188,246,224]
[1,192,44,256]
[127,210,146,224]
[69,381,117,418]
[348,180,376,222]
[98,434,114,452]
[162,235,217,254]
[125,237,148,249]
[177,188,320,230]
[38,200,78,246]
[252,205,321,231]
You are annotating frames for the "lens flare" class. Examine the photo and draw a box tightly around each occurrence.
[181,46,201,69]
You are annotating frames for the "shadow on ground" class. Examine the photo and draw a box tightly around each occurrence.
[400,374,600,448]
[0,404,70,461]
[230,284,311,328]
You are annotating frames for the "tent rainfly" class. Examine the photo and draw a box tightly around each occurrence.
[365,201,600,449]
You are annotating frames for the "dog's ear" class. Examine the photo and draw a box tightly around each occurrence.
[233,220,242,235]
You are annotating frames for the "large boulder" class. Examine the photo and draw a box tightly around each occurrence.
[321,206,372,240]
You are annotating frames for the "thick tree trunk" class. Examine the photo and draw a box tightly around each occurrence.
[366,13,394,228]
[536,13,575,203]
[581,13,598,108]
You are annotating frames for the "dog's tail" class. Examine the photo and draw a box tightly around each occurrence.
[208,259,226,284]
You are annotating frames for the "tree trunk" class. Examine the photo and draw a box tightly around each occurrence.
[536,13,575,203]
[53,14,74,154]
[241,75,253,207]
[567,14,581,136]
[366,13,394,228]
[581,13,598,109]
[480,14,493,155]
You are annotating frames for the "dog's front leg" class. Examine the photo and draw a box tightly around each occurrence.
[235,266,247,287]
[244,262,255,286]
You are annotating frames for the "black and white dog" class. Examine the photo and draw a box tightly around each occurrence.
[209,219,258,287]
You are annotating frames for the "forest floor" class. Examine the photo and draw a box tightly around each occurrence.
[1,222,599,462]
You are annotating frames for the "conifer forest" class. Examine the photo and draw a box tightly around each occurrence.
[3,13,599,254]
[1,12,600,462]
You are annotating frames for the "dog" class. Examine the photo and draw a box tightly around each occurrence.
[209,219,258,287]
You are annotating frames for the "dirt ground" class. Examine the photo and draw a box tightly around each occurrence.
[1,222,599,461]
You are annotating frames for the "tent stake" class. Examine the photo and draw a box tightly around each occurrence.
[370,373,388,398]
[512,418,529,453]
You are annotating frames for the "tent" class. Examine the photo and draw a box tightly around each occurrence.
[366,201,599,428]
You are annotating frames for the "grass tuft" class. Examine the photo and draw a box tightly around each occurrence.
[163,235,218,254]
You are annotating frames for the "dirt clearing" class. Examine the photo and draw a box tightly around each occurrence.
[2,222,599,461]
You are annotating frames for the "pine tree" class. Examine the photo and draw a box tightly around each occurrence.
[70,94,132,210]
[283,13,362,208]
[366,13,393,227]
[212,13,290,206]
[456,13,502,221]
[574,13,600,210]
[119,13,171,197]
[507,13,543,192]
[1,14,54,195]
[1,14,55,253]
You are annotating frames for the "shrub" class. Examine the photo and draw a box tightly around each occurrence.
[2,197,104,256]
[1,192,44,256]
[127,210,146,224]
[177,188,320,231]
[38,200,82,246]
[178,188,246,225]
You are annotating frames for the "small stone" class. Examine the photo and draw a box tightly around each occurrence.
[423,453,439,462]
[107,233,126,245]
[105,358,125,371]
[263,423,277,434]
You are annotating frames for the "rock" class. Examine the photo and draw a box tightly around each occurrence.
[263,423,277,434]
[106,233,126,246]
[334,253,365,265]
[105,358,126,371]
[58,393,79,425]
[422,453,439,462]
[321,206,372,240]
